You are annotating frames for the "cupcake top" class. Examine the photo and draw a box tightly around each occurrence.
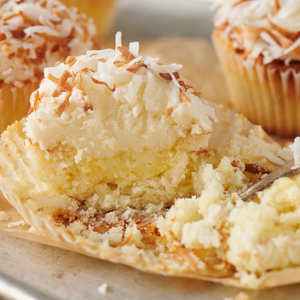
[213,0,300,65]
[24,32,218,161]
[0,0,98,88]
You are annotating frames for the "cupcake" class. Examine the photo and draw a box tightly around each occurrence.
[0,35,294,287]
[60,0,119,38]
[212,0,300,137]
[18,32,219,211]
[0,0,99,134]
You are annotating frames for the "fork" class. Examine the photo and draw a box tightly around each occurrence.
[239,160,300,202]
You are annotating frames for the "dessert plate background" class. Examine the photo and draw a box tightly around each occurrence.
[0,1,296,299]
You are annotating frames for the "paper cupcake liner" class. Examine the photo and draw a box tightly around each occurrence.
[60,0,119,37]
[213,35,300,138]
[0,82,38,134]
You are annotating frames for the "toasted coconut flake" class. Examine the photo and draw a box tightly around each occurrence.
[159,72,180,81]
[47,73,59,84]
[27,106,34,116]
[33,91,40,111]
[16,47,25,58]
[91,77,116,92]
[245,163,270,175]
[119,233,134,247]
[178,80,193,91]
[66,56,77,67]
[52,70,72,97]
[165,107,174,118]
[54,93,71,116]
[126,61,147,73]
[84,104,93,112]
[117,46,136,63]
[192,91,202,98]
[180,92,191,103]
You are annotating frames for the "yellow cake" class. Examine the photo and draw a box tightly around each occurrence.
[0,0,100,133]
[212,0,300,137]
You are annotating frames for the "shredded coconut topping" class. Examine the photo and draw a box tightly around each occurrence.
[24,32,218,160]
[213,0,300,64]
[0,0,98,87]
[289,137,300,166]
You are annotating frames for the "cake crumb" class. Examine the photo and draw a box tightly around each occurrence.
[7,220,25,228]
[28,226,42,234]
[0,211,9,221]
[98,283,108,295]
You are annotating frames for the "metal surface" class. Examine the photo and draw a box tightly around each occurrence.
[239,161,300,201]
[0,272,56,300]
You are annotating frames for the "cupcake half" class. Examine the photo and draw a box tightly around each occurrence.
[0,0,99,133]
[0,35,294,288]
[212,0,300,137]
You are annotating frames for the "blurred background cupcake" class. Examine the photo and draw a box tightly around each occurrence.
[0,0,100,134]
[60,0,119,39]
[212,0,300,137]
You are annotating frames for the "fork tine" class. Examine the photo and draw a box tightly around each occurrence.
[239,160,300,202]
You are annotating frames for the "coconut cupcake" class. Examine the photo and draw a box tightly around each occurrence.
[0,0,99,134]
[212,0,300,137]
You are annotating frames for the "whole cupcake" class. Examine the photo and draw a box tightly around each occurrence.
[212,0,300,137]
[0,0,99,133]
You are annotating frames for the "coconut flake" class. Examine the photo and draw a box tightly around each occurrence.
[289,137,300,166]
[0,211,9,221]
[97,283,108,295]
[7,220,25,228]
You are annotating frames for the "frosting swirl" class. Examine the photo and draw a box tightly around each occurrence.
[24,33,218,160]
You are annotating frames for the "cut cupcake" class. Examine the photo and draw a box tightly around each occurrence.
[0,0,100,133]
[212,0,300,137]
[0,34,294,288]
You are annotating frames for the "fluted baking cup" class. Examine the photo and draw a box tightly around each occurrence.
[213,35,300,138]
[0,83,38,134]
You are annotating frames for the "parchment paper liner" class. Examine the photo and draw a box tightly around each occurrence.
[0,82,37,134]
[0,102,296,290]
[213,35,300,138]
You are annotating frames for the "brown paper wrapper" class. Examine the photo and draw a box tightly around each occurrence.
[213,34,300,138]
[0,101,297,290]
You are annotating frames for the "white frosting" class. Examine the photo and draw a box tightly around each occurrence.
[24,35,218,160]
[213,0,300,64]
[0,0,97,86]
[289,137,300,166]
